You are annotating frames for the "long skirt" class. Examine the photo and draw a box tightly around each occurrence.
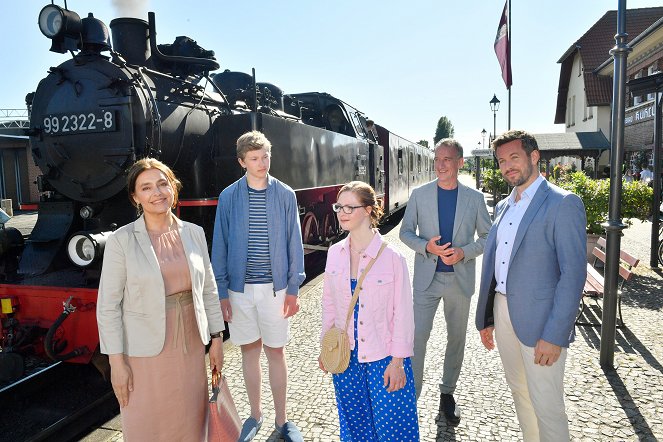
[120,291,208,442]
[332,299,420,441]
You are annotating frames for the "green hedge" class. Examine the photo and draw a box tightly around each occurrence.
[482,168,509,196]
[552,172,653,234]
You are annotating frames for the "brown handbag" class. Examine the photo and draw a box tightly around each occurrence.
[320,242,387,374]
[207,369,241,442]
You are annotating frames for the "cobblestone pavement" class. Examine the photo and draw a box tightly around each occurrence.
[9,176,662,442]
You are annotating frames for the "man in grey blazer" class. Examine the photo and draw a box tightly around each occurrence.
[475,130,586,441]
[400,138,491,424]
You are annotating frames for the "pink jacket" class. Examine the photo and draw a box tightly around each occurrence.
[321,233,414,363]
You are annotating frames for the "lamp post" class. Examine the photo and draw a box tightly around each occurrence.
[489,95,501,210]
[490,94,501,140]
[475,141,481,189]
[475,129,487,190]
[600,0,630,368]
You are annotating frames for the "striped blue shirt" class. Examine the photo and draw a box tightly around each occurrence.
[245,187,272,283]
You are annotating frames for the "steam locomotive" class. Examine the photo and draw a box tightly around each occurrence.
[0,3,434,381]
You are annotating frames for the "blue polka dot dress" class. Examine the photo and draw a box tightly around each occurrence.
[332,279,420,441]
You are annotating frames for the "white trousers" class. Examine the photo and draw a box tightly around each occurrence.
[494,293,570,442]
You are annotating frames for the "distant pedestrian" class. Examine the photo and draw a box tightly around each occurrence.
[211,131,306,442]
[640,166,654,186]
[320,181,420,441]
[476,130,586,441]
[399,138,491,425]
[624,169,634,183]
[97,158,225,441]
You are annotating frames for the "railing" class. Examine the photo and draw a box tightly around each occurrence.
[0,109,29,129]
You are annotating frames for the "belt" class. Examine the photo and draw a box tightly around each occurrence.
[166,290,193,354]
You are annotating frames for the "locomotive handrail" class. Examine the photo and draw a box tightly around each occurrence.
[136,67,163,158]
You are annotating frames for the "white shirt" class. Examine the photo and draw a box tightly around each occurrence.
[494,175,545,294]
[640,169,653,183]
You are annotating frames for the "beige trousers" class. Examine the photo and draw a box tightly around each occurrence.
[494,293,570,442]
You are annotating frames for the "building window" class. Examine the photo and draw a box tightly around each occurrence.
[588,105,593,119]
[633,70,643,105]
[647,63,659,101]
[567,98,572,127]
[571,95,576,126]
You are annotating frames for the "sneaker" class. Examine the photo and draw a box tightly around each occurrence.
[239,415,263,441]
[275,421,304,442]
[440,393,461,425]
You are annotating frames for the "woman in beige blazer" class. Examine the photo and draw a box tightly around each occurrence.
[97,158,225,441]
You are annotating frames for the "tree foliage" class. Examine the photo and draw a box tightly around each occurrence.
[418,140,429,148]
[434,116,455,144]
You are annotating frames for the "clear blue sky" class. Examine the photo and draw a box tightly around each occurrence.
[1,1,661,154]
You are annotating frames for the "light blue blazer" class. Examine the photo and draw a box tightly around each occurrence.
[475,179,587,348]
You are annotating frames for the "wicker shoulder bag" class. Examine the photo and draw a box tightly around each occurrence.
[320,242,387,374]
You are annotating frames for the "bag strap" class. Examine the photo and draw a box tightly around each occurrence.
[343,242,388,331]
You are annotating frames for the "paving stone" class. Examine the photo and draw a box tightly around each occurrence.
[68,174,663,441]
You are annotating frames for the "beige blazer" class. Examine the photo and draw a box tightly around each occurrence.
[97,215,225,357]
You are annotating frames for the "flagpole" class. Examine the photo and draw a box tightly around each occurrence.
[508,0,511,130]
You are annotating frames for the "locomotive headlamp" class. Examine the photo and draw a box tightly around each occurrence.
[38,4,82,53]
[67,231,108,267]
[38,5,81,38]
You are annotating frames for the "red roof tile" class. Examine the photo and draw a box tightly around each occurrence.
[555,7,663,124]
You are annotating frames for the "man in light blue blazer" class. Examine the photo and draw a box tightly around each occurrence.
[400,138,491,424]
[475,130,586,442]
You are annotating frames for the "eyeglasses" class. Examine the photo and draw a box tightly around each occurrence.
[332,203,366,214]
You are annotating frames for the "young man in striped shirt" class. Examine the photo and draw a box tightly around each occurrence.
[212,131,306,442]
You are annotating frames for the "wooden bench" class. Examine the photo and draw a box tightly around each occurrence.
[575,237,640,328]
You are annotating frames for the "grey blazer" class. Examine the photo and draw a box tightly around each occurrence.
[475,179,587,348]
[399,180,491,296]
[97,215,225,357]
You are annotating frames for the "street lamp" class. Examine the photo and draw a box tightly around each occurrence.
[489,94,501,141]
[489,94,501,212]
[475,141,482,189]
[477,128,488,190]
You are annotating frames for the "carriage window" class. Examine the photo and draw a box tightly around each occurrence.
[350,112,364,136]
[409,152,413,172]
[398,149,404,174]
[418,154,422,173]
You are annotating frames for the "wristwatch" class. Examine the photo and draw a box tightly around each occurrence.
[210,331,222,339]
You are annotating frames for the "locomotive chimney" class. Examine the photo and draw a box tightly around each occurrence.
[109,18,151,67]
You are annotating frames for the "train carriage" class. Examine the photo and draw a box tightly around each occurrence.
[0,3,433,382]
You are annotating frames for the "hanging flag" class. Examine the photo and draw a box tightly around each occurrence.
[494,1,512,88]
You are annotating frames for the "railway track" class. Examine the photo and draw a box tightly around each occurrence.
[0,363,118,442]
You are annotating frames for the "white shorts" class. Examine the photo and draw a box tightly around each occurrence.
[228,283,290,348]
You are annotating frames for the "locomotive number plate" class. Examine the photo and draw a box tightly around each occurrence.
[42,110,117,135]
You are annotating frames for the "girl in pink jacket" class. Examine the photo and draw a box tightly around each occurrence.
[319,181,419,441]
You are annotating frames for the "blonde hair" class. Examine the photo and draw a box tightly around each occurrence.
[126,158,182,212]
[337,181,384,227]
[236,130,272,160]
